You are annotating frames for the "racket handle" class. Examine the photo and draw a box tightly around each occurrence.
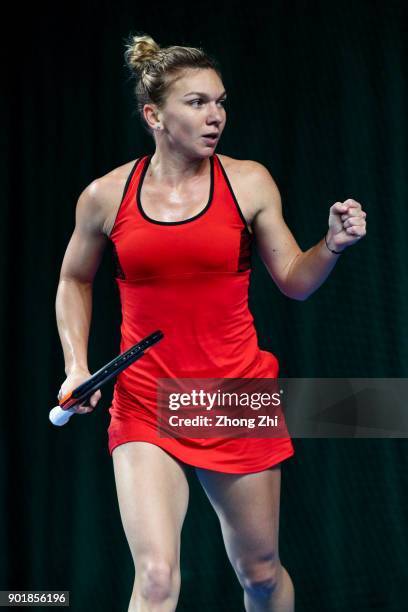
[49,406,76,426]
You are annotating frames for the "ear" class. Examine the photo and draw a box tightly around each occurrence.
[143,104,162,131]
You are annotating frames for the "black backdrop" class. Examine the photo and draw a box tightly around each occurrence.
[2,1,408,610]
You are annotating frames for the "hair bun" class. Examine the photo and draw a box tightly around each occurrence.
[124,34,161,73]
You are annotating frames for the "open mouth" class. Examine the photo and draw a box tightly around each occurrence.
[202,134,219,145]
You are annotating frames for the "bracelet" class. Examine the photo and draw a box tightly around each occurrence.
[324,233,343,255]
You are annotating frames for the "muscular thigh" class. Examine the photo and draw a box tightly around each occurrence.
[112,442,190,567]
[194,465,281,571]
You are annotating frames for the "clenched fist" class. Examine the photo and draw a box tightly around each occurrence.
[326,199,367,253]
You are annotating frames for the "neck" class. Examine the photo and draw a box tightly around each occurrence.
[149,141,211,188]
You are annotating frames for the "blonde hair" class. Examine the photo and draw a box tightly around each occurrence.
[124,33,222,130]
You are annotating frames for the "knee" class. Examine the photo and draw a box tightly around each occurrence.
[138,558,179,604]
[237,555,282,601]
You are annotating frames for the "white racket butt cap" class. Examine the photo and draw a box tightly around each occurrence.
[49,406,76,426]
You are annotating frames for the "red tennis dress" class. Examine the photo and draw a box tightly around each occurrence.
[107,154,295,473]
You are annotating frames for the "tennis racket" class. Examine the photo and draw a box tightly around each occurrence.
[49,330,164,426]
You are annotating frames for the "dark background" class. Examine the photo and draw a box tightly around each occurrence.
[2,1,407,610]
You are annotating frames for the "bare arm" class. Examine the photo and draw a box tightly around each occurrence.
[56,180,109,377]
[250,162,366,300]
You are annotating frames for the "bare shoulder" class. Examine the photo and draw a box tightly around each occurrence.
[216,154,263,174]
[78,159,138,235]
[216,154,281,219]
[217,154,280,191]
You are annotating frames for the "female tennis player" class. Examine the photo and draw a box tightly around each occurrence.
[56,34,366,612]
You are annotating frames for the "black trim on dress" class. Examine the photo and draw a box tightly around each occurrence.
[215,155,252,237]
[137,155,215,226]
[111,242,126,279]
[108,157,141,239]
[237,228,252,272]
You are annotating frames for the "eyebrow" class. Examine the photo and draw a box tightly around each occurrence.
[183,91,227,99]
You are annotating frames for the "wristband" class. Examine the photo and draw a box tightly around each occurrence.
[325,233,343,255]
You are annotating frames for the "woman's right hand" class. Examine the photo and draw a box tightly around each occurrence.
[57,368,102,415]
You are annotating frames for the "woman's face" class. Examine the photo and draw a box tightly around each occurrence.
[154,68,227,158]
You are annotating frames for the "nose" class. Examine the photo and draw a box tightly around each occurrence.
[206,102,224,126]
